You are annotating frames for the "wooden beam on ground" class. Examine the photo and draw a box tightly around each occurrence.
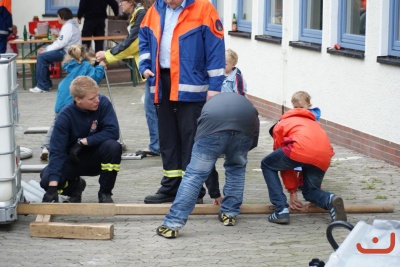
[17,203,394,216]
[35,214,52,222]
[21,164,47,173]
[24,127,50,134]
[30,221,114,240]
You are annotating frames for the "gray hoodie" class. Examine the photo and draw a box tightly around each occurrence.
[45,19,81,52]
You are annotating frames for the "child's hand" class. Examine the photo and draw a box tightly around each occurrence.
[96,51,106,62]
[213,196,222,205]
[99,60,107,67]
[289,192,304,211]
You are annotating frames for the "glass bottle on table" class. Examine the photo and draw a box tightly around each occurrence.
[47,26,52,40]
[23,25,28,41]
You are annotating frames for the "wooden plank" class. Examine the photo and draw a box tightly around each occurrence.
[21,164,47,173]
[30,222,113,240]
[24,127,50,134]
[17,203,394,216]
[35,214,51,222]
[16,59,37,64]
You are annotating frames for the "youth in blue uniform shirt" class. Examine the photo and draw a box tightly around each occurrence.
[40,76,122,203]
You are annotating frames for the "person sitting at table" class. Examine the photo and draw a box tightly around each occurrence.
[96,0,159,158]
[29,8,81,93]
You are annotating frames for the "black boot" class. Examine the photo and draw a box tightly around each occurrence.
[68,178,86,203]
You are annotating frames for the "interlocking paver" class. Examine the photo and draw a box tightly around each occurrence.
[1,69,399,267]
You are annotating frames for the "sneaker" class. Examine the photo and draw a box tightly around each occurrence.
[40,147,49,161]
[218,212,236,226]
[68,178,86,203]
[98,192,114,203]
[268,208,290,224]
[29,86,48,93]
[329,195,347,222]
[156,225,178,239]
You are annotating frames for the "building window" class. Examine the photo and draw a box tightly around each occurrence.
[211,0,224,20]
[264,0,283,37]
[389,0,400,57]
[45,0,79,15]
[338,0,366,51]
[238,0,252,32]
[300,0,322,44]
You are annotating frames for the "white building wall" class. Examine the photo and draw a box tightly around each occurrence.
[223,0,400,144]
[12,0,45,36]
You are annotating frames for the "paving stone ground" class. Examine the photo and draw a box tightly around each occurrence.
[1,68,399,266]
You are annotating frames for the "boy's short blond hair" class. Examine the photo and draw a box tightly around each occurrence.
[70,76,99,99]
[225,48,238,66]
[291,91,312,108]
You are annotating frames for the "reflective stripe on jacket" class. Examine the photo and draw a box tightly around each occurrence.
[139,0,225,103]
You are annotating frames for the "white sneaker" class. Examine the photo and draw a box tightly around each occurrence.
[40,147,49,161]
[29,87,47,93]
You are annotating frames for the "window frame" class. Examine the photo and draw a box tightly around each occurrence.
[237,0,252,32]
[264,0,283,38]
[299,0,322,44]
[45,0,79,15]
[211,0,224,21]
[389,0,400,56]
[338,0,366,51]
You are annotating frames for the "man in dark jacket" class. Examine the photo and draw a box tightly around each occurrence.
[40,76,122,203]
[77,0,119,52]
[0,0,13,53]
[156,93,260,238]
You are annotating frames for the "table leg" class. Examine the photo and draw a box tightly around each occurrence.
[21,44,26,90]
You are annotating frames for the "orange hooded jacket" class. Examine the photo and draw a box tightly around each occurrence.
[272,108,334,193]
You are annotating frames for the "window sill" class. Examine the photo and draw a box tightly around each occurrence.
[289,41,321,52]
[326,47,364,59]
[228,31,251,39]
[254,35,281,45]
[43,14,58,18]
[376,56,400,67]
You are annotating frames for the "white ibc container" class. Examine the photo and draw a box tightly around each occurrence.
[0,124,15,154]
[0,93,13,125]
[0,54,18,223]
[11,88,19,124]
[0,54,16,95]
[0,178,15,203]
[0,150,16,179]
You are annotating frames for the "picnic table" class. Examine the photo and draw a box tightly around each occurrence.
[9,35,129,90]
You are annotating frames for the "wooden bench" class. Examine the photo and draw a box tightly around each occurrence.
[16,58,37,90]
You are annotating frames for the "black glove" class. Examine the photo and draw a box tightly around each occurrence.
[42,186,59,203]
[70,139,84,163]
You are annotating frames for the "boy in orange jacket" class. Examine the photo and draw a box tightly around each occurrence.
[261,108,346,224]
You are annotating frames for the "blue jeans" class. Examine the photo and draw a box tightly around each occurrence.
[163,131,253,230]
[261,148,332,212]
[144,81,159,154]
[36,49,65,90]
